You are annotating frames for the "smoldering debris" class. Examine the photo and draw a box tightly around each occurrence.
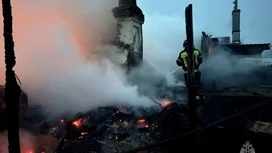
[14,86,187,153]
[2,86,272,153]
[19,100,189,153]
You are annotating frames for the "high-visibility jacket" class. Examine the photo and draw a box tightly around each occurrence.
[176,48,202,73]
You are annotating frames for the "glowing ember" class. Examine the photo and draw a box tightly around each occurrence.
[137,119,149,128]
[160,99,172,107]
[81,132,88,136]
[138,119,145,123]
[24,150,33,153]
[72,118,83,128]
[123,120,128,125]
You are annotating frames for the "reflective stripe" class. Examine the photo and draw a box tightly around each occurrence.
[194,49,199,65]
[179,49,200,68]
[180,52,188,67]
[184,69,199,74]
[177,58,182,62]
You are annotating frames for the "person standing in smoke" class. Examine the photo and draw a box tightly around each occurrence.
[176,40,203,87]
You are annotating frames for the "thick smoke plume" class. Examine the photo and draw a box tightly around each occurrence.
[130,13,203,91]
[201,47,272,89]
[0,0,155,117]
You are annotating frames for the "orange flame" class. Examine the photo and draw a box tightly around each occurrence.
[160,99,171,107]
[24,150,33,153]
[123,120,128,125]
[137,119,149,128]
[72,118,83,128]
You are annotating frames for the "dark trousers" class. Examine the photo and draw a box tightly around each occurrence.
[184,71,202,87]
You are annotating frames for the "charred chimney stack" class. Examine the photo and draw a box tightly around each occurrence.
[232,0,241,44]
[112,0,145,72]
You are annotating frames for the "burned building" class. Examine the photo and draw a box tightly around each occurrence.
[200,0,272,89]
[10,2,272,153]
[112,0,145,71]
[201,0,271,57]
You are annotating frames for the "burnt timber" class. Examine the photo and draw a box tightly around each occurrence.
[185,4,197,130]
[197,86,272,98]
[222,43,270,55]
[201,32,270,56]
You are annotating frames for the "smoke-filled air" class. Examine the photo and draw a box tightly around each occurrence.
[0,0,272,152]
[0,0,269,117]
[0,0,158,116]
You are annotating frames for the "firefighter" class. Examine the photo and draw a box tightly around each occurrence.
[176,40,203,87]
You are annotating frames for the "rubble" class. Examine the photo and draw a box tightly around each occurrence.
[7,86,272,153]
[60,105,162,152]
[17,90,191,153]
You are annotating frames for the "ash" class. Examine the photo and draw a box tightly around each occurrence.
[17,87,187,153]
[20,87,189,153]
[15,84,272,153]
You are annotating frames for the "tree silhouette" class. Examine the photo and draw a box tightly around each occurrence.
[2,0,21,152]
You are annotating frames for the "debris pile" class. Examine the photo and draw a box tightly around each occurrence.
[15,86,272,153]
[20,96,189,153]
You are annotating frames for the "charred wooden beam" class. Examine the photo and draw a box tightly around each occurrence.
[197,86,272,98]
[2,0,21,153]
[185,4,194,87]
[198,91,272,98]
[185,4,197,130]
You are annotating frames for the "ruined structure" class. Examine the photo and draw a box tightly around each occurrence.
[201,0,270,56]
[112,0,145,71]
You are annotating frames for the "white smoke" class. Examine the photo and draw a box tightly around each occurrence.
[0,0,155,117]
[138,12,272,89]
[262,50,272,58]
[201,47,271,89]
[128,13,203,91]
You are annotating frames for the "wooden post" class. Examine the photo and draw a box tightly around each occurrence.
[2,0,21,152]
[185,4,197,130]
